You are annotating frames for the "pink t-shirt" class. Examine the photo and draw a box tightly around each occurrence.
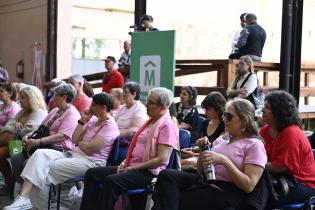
[42,105,80,150]
[71,93,92,114]
[0,101,21,126]
[73,116,119,160]
[129,120,178,175]
[212,136,267,182]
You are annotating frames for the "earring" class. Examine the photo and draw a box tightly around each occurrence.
[241,128,246,132]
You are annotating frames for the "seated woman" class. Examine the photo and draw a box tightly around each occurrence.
[152,98,267,210]
[114,82,148,161]
[175,86,199,143]
[0,85,48,195]
[79,87,178,210]
[10,84,81,185]
[3,93,120,209]
[260,90,315,203]
[0,82,21,128]
[181,92,226,169]
[109,88,123,118]
[226,55,259,109]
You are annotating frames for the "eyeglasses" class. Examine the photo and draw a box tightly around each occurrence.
[123,91,131,95]
[146,100,159,107]
[223,112,235,121]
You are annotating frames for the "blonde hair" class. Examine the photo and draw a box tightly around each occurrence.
[231,56,255,89]
[110,88,123,100]
[20,85,47,112]
[226,98,259,138]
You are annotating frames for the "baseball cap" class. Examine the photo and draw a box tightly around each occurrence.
[103,56,116,63]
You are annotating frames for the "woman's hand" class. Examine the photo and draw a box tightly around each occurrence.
[25,138,39,151]
[15,122,23,130]
[22,135,29,147]
[117,162,125,173]
[80,110,92,123]
[196,136,211,148]
[181,148,198,158]
[199,150,228,168]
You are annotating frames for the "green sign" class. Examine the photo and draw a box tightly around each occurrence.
[130,30,176,101]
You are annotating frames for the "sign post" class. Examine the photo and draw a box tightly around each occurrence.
[131,30,176,101]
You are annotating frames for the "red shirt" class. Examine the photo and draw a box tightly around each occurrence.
[71,93,92,114]
[260,124,315,189]
[101,70,124,93]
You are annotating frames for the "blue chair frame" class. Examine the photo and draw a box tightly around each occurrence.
[48,137,122,210]
[179,129,191,150]
[48,176,85,210]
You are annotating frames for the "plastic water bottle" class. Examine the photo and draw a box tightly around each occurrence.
[201,144,216,181]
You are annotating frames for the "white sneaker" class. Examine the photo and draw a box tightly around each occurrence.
[3,195,32,210]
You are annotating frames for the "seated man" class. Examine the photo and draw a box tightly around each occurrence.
[68,74,92,114]
[101,56,124,93]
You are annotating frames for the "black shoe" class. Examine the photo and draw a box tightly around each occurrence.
[0,186,9,196]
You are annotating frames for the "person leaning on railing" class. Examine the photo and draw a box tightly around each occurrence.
[226,55,258,109]
[260,90,315,204]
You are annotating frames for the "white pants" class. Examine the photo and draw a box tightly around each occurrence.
[21,149,106,209]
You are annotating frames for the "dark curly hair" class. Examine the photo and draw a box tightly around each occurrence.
[265,90,302,131]
[182,86,198,106]
[201,92,226,120]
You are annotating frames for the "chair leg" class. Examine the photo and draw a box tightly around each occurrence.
[48,185,52,210]
[57,184,61,210]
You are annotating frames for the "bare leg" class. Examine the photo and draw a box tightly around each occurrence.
[20,179,33,198]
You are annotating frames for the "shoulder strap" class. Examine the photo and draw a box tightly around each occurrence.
[240,73,254,89]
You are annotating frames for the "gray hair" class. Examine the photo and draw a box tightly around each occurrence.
[68,75,85,87]
[148,87,173,109]
[53,83,77,103]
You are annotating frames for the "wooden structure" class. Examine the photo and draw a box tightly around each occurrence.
[83,59,315,122]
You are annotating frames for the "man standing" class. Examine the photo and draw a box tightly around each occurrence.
[229,13,247,58]
[118,41,131,81]
[68,75,92,114]
[101,56,124,93]
[236,13,266,61]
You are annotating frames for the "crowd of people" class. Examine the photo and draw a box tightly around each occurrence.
[0,13,314,210]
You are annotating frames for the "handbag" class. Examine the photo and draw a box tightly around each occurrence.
[252,87,265,110]
[8,130,23,157]
[22,124,62,158]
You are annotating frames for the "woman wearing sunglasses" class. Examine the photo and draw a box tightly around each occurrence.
[260,90,315,204]
[152,98,267,210]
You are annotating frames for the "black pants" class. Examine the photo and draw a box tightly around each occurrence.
[80,166,155,210]
[152,169,245,210]
[280,182,315,204]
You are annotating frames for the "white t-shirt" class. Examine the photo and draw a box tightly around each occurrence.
[115,100,148,129]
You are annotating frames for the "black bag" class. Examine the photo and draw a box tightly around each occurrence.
[22,125,63,158]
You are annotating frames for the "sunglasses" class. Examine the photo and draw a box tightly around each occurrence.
[223,112,235,121]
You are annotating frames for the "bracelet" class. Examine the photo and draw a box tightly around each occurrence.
[78,120,84,125]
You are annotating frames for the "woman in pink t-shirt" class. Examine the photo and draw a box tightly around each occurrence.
[152,98,267,210]
[0,82,20,127]
[80,87,178,210]
[4,92,119,210]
